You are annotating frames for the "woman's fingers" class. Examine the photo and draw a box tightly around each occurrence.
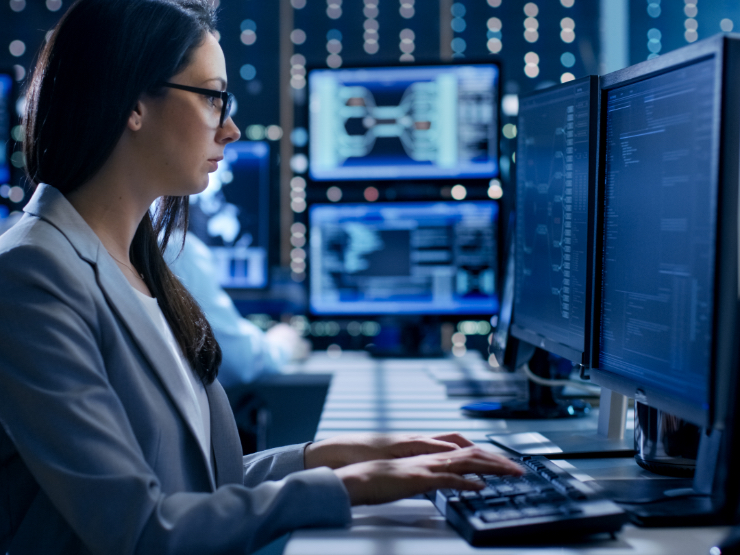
[387,433,476,458]
[400,437,462,455]
[430,447,524,477]
[428,473,486,492]
[336,446,524,506]
[430,432,475,448]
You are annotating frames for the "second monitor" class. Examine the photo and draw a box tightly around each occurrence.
[309,200,499,316]
[511,75,598,366]
[487,76,635,456]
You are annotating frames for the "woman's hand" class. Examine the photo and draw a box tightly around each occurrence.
[304,432,475,470]
[334,446,524,506]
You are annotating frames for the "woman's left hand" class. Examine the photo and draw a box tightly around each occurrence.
[304,432,474,469]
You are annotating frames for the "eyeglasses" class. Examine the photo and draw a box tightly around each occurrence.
[158,82,235,127]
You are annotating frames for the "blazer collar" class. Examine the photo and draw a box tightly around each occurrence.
[24,183,101,264]
[25,184,217,490]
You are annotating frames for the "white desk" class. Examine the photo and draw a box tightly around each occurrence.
[282,352,729,555]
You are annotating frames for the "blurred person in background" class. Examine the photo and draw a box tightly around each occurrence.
[166,231,309,388]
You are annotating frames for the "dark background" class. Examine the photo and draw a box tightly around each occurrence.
[1,0,738,347]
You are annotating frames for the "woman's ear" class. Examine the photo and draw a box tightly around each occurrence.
[127,100,145,131]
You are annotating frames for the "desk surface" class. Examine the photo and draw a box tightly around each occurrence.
[282,352,729,555]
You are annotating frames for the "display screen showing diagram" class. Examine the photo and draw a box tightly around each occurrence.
[308,64,499,181]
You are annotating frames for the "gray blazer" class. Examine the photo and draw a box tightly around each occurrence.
[0,184,351,555]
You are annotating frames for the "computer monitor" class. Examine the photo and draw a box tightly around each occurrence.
[589,34,740,524]
[188,141,270,289]
[308,200,499,316]
[307,63,500,181]
[486,76,636,456]
[510,76,599,366]
[0,70,14,184]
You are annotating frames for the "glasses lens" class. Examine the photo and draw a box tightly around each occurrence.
[222,93,234,127]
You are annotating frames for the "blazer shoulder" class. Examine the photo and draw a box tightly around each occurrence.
[0,215,98,312]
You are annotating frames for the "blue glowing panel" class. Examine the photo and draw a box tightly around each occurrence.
[189,141,270,289]
[309,201,499,315]
[308,64,499,181]
[0,73,12,184]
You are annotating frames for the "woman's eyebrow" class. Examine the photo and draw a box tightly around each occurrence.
[200,77,227,90]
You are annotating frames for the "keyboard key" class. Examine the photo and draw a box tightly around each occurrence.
[513,483,536,494]
[522,506,563,518]
[478,487,498,498]
[479,509,522,523]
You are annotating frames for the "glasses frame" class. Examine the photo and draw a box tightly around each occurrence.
[159,82,234,127]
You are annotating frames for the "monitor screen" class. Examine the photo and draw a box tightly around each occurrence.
[511,77,596,362]
[309,201,499,315]
[308,64,499,181]
[598,58,719,418]
[0,72,13,184]
[188,141,270,289]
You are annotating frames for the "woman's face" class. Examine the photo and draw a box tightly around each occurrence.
[135,32,240,197]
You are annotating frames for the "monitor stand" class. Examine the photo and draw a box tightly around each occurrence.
[486,350,635,459]
[462,349,591,419]
[595,427,724,526]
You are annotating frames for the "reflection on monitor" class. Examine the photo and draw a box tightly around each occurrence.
[189,141,270,289]
[597,58,718,423]
[309,201,499,315]
[308,64,499,181]
[0,72,13,184]
[511,77,597,363]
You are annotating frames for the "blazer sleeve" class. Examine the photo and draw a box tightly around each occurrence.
[0,243,351,555]
[242,443,312,486]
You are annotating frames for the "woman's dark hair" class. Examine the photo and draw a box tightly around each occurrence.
[23,0,222,384]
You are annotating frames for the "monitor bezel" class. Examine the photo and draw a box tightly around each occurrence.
[589,34,740,429]
[306,199,500,318]
[304,58,502,185]
[0,68,16,187]
[509,75,600,366]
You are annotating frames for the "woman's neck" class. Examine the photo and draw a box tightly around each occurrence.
[67,182,147,259]
[66,163,157,296]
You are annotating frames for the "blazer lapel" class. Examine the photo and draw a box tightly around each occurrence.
[95,253,217,490]
[207,382,244,487]
[24,184,216,490]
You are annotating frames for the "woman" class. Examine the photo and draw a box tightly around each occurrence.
[0,1,521,553]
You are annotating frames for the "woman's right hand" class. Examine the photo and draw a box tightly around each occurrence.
[333,446,524,506]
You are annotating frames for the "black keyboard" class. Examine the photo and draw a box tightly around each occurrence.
[428,455,628,546]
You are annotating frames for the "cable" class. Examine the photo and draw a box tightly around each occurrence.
[519,363,601,396]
